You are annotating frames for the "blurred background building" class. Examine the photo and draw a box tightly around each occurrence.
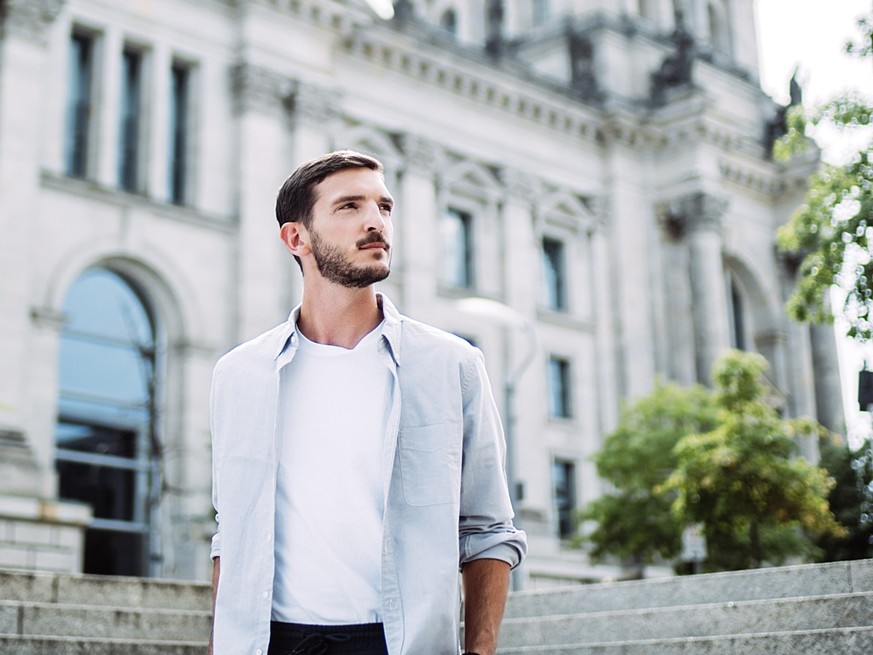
[0,0,842,586]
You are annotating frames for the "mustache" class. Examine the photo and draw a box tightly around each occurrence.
[356,232,390,250]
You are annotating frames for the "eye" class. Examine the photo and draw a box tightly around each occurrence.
[380,203,393,214]
[340,202,358,210]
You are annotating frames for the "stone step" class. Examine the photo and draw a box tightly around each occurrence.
[0,599,211,641]
[505,558,873,618]
[0,635,206,654]
[0,569,210,611]
[499,591,873,646]
[497,625,873,655]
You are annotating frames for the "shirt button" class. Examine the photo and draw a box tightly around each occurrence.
[256,649,263,655]
[262,590,270,599]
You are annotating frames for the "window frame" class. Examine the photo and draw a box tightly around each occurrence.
[541,235,568,312]
[65,28,99,179]
[547,354,573,420]
[440,205,476,289]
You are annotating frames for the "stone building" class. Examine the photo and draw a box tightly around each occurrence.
[0,0,842,585]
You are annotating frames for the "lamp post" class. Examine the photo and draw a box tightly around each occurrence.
[454,297,537,590]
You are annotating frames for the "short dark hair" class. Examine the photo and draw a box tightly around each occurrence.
[275,150,384,228]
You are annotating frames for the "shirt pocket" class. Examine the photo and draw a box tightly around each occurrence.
[398,422,461,507]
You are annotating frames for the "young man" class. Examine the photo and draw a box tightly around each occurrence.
[209,151,526,655]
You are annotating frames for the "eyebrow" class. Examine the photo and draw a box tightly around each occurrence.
[332,194,394,207]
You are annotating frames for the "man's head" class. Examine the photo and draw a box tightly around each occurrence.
[276,150,384,229]
[276,150,394,287]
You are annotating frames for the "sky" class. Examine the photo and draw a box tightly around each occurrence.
[755,0,873,445]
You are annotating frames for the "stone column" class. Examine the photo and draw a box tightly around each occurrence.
[811,322,845,436]
[230,63,311,340]
[776,255,819,421]
[605,146,657,399]
[397,135,441,317]
[662,192,731,384]
[0,0,65,493]
[588,200,620,438]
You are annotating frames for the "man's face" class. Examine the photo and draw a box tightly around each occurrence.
[306,168,394,289]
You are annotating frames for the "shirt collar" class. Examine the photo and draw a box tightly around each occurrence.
[272,293,401,366]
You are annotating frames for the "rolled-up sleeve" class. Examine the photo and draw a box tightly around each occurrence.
[458,350,527,570]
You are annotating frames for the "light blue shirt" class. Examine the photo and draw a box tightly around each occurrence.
[210,294,527,655]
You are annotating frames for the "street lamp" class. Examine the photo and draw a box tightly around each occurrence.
[454,297,537,590]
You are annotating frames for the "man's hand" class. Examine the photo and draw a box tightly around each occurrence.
[461,558,511,655]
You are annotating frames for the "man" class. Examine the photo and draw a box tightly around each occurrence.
[209,150,526,655]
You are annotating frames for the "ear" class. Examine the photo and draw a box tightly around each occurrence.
[279,222,311,257]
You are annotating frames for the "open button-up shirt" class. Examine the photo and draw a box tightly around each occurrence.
[210,294,527,655]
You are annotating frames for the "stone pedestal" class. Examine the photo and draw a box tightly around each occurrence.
[0,494,91,573]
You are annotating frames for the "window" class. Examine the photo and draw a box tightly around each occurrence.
[55,268,160,576]
[552,459,577,539]
[548,355,572,419]
[729,276,746,351]
[541,237,567,311]
[118,47,145,192]
[441,207,474,288]
[65,31,96,178]
[168,61,192,204]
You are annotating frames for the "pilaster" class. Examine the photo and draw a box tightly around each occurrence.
[0,0,63,494]
[397,134,441,315]
[659,191,731,384]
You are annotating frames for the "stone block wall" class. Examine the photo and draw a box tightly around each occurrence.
[0,495,91,573]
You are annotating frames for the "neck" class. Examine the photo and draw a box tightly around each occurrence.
[297,282,383,349]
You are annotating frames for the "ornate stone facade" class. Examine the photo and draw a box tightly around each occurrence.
[0,0,842,585]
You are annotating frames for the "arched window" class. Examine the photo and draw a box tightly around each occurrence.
[55,268,160,576]
[440,8,458,36]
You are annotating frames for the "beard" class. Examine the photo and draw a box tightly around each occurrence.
[309,228,391,289]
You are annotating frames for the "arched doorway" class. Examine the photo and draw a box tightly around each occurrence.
[55,267,161,576]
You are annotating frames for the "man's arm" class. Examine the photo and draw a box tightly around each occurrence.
[462,558,511,655]
[209,556,220,655]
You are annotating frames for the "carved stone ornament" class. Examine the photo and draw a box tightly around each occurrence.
[657,191,728,238]
[229,62,292,116]
[499,167,541,202]
[1,0,66,44]
[287,81,339,123]
[400,134,442,172]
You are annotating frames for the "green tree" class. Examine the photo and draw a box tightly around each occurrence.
[580,381,719,570]
[776,14,873,339]
[663,351,845,570]
[815,435,873,561]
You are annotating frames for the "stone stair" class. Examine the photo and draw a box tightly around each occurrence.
[499,558,873,654]
[0,568,211,653]
[3,559,873,653]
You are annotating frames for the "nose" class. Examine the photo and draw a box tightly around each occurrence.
[364,202,387,231]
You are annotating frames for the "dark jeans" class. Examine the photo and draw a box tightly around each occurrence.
[268,621,389,655]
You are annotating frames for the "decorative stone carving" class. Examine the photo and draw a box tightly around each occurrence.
[657,191,727,239]
[650,9,696,105]
[485,0,504,57]
[499,167,541,202]
[399,134,442,173]
[0,0,65,44]
[567,28,603,103]
[285,80,340,124]
[229,62,292,116]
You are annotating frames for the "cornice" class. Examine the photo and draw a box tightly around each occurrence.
[344,29,605,148]
[239,0,365,34]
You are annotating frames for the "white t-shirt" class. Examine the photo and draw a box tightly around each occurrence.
[271,324,392,624]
